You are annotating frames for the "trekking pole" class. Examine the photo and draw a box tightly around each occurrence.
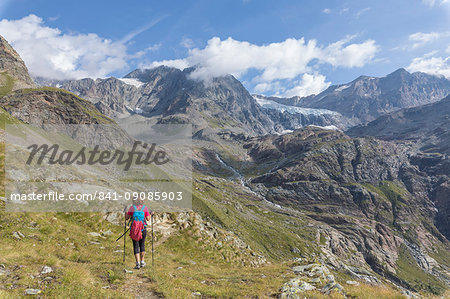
[123,206,127,264]
[151,213,154,267]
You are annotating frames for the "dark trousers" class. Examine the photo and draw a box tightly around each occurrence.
[132,229,147,254]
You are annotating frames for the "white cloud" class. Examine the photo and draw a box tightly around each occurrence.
[120,15,167,44]
[422,0,450,6]
[254,74,330,98]
[283,74,331,97]
[0,14,135,80]
[321,36,378,68]
[151,36,377,80]
[423,0,436,6]
[129,43,161,60]
[407,54,450,77]
[408,32,442,48]
[355,7,371,18]
[47,16,60,22]
[148,59,189,70]
[0,15,378,97]
[180,37,194,49]
[148,36,377,97]
[322,8,331,14]
[254,81,281,94]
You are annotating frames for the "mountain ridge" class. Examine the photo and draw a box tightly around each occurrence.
[347,95,450,154]
[264,68,450,125]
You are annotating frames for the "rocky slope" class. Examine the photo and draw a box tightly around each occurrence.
[234,127,450,293]
[35,77,142,118]
[347,96,450,242]
[0,87,135,149]
[347,95,450,154]
[268,68,450,125]
[127,66,276,136]
[0,88,114,126]
[0,35,35,91]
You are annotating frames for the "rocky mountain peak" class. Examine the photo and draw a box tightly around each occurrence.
[280,68,450,124]
[124,65,181,83]
[386,67,409,77]
[0,35,35,90]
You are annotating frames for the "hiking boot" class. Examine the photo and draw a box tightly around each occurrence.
[134,263,141,269]
[140,261,146,268]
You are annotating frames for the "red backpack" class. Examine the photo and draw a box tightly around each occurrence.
[129,205,146,241]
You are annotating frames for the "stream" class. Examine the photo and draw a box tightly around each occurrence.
[214,153,292,211]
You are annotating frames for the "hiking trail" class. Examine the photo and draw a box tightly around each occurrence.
[119,217,178,298]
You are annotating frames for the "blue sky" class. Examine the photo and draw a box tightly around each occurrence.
[1,0,449,97]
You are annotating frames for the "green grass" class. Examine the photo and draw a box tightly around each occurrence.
[0,107,22,129]
[143,228,291,298]
[396,244,446,295]
[12,87,115,124]
[19,86,87,102]
[428,242,450,268]
[192,178,319,260]
[0,115,448,298]
[0,207,293,298]
[0,72,15,98]
[319,232,326,245]
[0,211,133,298]
[361,181,411,229]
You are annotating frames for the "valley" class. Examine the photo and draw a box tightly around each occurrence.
[0,33,449,298]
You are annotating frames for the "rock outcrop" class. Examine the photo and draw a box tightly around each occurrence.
[0,35,35,90]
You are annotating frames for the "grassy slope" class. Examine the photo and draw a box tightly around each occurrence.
[0,72,14,98]
[145,229,291,298]
[192,178,319,261]
[0,210,131,298]
[0,83,128,297]
[9,87,115,124]
[396,244,447,295]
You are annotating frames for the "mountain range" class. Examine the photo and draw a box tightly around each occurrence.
[1,34,450,297]
[268,68,450,125]
[348,95,450,154]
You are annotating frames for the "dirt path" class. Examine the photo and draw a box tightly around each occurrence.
[120,220,178,299]
[121,272,162,299]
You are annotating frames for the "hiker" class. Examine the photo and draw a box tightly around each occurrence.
[126,202,154,269]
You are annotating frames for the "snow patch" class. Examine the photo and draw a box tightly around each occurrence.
[280,129,293,134]
[253,96,339,116]
[334,84,350,92]
[125,105,144,114]
[119,78,144,88]
[308,125,341,131]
